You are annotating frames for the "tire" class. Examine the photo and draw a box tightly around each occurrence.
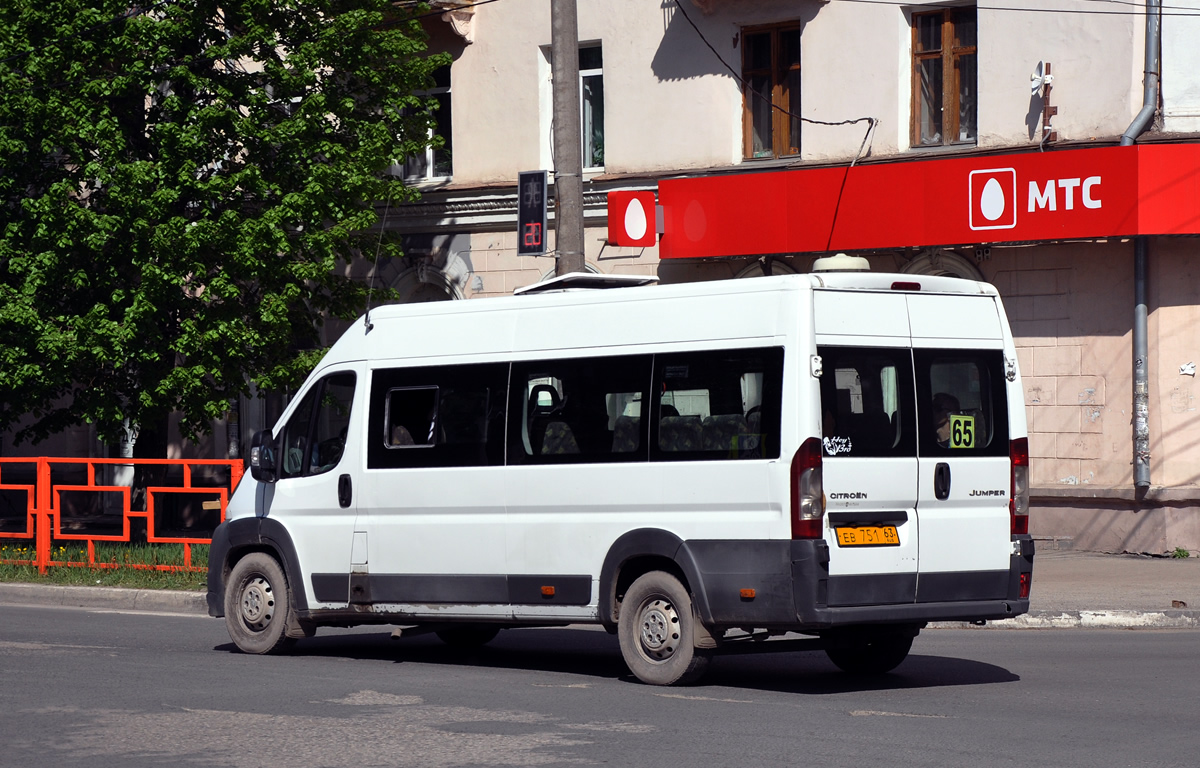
[823,630,914,675]
[224,552,295,655]
[435,625,501,649]
[617,571,711,686]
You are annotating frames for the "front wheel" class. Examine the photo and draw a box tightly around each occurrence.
[224,552,295,655]
[617,571,711,686]
[823,629,914,675]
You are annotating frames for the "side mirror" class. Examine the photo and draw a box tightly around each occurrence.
[249,429,278,484]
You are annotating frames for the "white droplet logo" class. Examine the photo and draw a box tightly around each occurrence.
[980,177,1006,222]
[624,198,648,240]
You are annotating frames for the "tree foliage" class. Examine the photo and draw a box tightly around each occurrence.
[0,0,443,444]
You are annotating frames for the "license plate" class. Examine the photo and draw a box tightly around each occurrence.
[835,525,900,547]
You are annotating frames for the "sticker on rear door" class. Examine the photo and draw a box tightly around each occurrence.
[949,414,975,449]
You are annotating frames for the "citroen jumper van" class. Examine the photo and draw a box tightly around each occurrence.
[208,272,1033,685]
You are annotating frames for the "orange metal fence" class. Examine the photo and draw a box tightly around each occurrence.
[0,457,243,573]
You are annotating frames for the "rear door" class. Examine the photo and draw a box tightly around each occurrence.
[818,346,919,605]
[814,289,918,607]
[908,294,1012,602]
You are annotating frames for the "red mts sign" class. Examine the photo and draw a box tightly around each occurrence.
[607,190,658,247]
[656,144,1200,259]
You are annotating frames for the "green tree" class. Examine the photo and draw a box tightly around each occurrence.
[0,0,444,445]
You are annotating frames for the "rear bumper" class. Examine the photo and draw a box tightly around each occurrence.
[684,536,1034,630]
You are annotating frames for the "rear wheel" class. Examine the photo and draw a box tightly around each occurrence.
[224,553,295,655]
[617,571,711,686]
[823,628,914,675]
[436,625,501,649]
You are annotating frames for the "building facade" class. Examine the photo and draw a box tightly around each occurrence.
[9,0,1197,553]
[392,0,1200,553]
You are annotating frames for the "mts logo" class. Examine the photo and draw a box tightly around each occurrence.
[1027,176,1102,212]
[969,168,1017,230]
[969,168,1103,231]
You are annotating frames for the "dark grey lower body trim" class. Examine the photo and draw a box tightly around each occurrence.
[508,575,592,605]
[917,570,1008,602]
[828,573,916,606]
[817,599,1029,625]
[683,537,1034,630]
[312,573,349,604]
[288,535,1034,640]
[371,574,509,604]
[308,573,592,606]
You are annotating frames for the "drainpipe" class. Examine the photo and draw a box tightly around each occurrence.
[1132,240,1150,488]
[1122,0,1160,489]
[1120,0,1161,147]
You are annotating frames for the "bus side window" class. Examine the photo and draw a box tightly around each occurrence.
[367,363,506,469]
[385,387,438,448]
[651,347,783,461]
[509,355,652,464]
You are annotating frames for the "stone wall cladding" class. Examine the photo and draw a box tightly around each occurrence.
[992,251,1121,491]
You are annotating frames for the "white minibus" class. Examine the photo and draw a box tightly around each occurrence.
[208,271,1033,685]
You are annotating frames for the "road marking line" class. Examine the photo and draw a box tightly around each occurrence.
[850,710,948,719]
[654,693,754,704]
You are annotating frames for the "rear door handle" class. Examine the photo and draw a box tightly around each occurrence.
[934,462,951,501]
[338,474,353,508]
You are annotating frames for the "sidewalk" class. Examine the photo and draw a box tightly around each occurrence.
[975,548,1200,629]
[2,549,1200,628]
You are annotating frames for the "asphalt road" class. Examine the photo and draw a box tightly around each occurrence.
[0,605,1196,768]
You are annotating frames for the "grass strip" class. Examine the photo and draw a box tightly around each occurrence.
[0,541,209,591]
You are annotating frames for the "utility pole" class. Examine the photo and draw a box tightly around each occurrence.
[550,0,585,275]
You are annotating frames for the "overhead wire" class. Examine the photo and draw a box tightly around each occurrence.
[670,0,879,172]
[827,0,1200,15]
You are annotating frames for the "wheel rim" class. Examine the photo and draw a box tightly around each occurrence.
[238,575,275,631]
[635,596,680,663]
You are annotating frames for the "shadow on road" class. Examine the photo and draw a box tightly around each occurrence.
[216,626,1019,695]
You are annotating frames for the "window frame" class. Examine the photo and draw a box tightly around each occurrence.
[741,23,802,160]
[914,349,1009,457]
[649,347,784,462]
[507,354,653,465]
[817,346,916,459]
[278,372,357,480]
[403,64,452,181]
[579,44,605,171]
[367,363,507,469]
[383,386,440,449]
[910,7,977,148]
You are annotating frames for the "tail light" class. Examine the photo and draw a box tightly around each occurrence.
[790,437,825,539]
[1010,437,1030,535]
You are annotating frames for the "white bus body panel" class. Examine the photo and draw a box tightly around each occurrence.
[210,273,1031,635]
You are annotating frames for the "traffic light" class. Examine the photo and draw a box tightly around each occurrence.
[517,170,548,256]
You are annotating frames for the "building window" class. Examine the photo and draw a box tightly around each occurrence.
[742,24,801,159]
[580,45,604,170]
[404,64,452,180]
[911,7,977,147]
[539,44,605,171]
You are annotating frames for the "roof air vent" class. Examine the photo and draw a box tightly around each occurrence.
[811,253,870,273]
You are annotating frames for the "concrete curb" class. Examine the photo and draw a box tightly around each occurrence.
[931,610,1200,630]
[0,582,208,615]
[3,582,1199,629]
